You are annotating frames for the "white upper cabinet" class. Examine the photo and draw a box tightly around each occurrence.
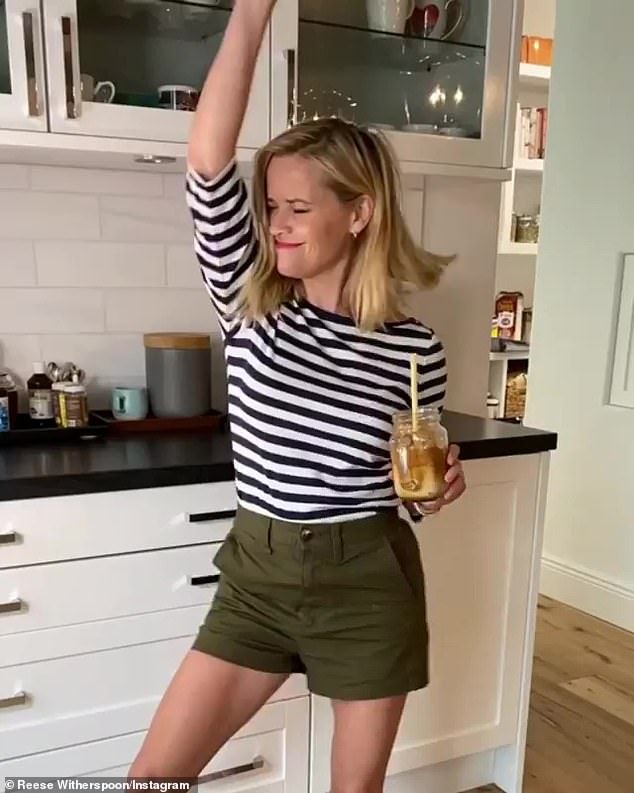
[271,0,519,170]
[0,0,47,131]
[42,0,270,147]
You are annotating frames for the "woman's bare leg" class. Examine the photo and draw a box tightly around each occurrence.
[128,650,288,779]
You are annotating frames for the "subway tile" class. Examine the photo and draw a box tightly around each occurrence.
[100,196,192,242]
[86,375,148,411]
[40,334,145,379]
[166,244,202,287]
[0,289,104,333]
[0,335,41,386]
[35,242,165,287]
[0,164,29,189]
[0,192,100,240]
[0,242,36,286]
[105,288,219,333]
[31,166,163,196]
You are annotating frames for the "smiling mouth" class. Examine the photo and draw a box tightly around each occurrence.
[275,241,303,250]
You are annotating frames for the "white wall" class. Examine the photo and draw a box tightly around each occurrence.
[525,0,634,631]
[0,165,499,419]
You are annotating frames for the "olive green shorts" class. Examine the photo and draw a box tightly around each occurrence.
[192,506,430,700]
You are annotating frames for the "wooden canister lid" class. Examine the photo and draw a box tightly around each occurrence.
[143,333,211,350]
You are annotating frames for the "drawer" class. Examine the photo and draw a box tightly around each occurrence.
[0,638,309,761]
[0,482,237,567]
[0,697,310,793]
[0,543,223,639]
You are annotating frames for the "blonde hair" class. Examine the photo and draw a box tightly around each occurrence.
[241,117,453,332]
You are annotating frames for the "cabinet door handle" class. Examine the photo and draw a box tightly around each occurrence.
[198,755,264,783]
[0,599,24,615]
[0,691,28,710]
[187,510,236,524]
[188,574,220,587]
[22,11,40,116]
[284,48,298,127]
[0,532,18,545]
[61,16,80,119]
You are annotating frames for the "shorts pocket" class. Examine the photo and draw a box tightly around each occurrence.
[380,524,425,600]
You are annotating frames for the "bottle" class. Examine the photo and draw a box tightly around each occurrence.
[0,371,18,430]
[390,407,449,502]
[27,362,55,428]
[0,386,9,432]
[63,384,88,428]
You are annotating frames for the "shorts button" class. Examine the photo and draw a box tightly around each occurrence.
[300,528,313,541]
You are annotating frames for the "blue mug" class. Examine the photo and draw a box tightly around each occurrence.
[112,387,148,421]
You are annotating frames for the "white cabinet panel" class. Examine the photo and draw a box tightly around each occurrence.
[0,697,310,793]
[610,254,634,408]
[0,0,47,131]
[0,482,236,567]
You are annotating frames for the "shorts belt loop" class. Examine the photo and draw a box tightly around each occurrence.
[331,523,343,563]
[266,518,274,554]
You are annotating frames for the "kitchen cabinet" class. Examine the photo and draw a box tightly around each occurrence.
[271,0,520,170]
[0,0,520,174]
[41,0,270,147]
[0,0,47,131]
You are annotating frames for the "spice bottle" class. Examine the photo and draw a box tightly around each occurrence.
[63,384,88,428]
[52,381,67,427]
[0,371,18,430]
[28,362,55,428]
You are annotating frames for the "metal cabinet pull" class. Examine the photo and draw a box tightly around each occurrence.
[285,48,298,126]
[0,691,28,710]
[0,531,18,545]
[188,574,220,587]
[61,16,80,119]
[0,599,24,615]
[198,756,264,784]
[22,12,40,116]
[187,510,236,524]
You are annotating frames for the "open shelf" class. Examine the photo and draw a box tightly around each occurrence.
[499,242,538,256]
[515,157,544,174]
[519,62,551,89]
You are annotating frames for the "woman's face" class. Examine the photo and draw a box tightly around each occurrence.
[266,154,364,281]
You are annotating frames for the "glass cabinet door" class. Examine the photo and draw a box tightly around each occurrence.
[272,0,516,169]
[43,0,270,147]
[0,1,47,131]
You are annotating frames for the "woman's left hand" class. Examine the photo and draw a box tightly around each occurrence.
[412,444,466,517]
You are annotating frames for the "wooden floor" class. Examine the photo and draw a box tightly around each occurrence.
[466,595,634,793]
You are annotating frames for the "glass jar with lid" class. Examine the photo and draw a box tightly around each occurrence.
[515,214,539,243]
[390,407,448,502]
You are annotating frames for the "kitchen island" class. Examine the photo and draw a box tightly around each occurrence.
[0,412,556,793]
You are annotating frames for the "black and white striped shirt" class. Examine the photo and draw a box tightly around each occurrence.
[186,160,447,523]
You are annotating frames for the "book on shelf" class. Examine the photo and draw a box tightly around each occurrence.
[519,107,548,159]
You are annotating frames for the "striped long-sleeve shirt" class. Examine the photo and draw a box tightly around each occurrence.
[186,159,447,523]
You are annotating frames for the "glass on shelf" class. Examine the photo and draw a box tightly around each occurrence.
[0,3,12,95]
[297,0,488,137]
[76,0,233,112]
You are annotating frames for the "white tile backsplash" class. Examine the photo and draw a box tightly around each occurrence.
[36,242,165,287]
[105,288,219,333]
[0,166,224,411]
[31,166,163,197]
[166,244,202,287]
[0,191,100,240]
[0,242,36,286]
[100,196,192,242]
[0,164,29,189]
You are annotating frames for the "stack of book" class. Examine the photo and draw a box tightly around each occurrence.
[519,107,548,159]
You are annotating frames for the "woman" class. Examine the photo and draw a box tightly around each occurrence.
[129,1,466,790]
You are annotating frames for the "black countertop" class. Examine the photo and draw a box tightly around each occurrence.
[0,411,557,502]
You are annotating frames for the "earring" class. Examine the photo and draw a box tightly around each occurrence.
[352,230,358,239]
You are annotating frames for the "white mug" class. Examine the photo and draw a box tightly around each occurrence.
[81,74,116,103]
[366,0,415,34]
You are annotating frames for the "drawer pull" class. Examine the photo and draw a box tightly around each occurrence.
[188,510,236,524]
[189,574,220,587]
[61,16,80,119]
[0,531,18,545]
[0,691,28,710]
[0,599,24,614]
[199,755,264,783]
[22,12,41,117]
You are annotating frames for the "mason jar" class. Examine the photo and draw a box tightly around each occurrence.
[390,407,448,502]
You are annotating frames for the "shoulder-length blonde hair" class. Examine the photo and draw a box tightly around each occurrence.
[241,117,452,332]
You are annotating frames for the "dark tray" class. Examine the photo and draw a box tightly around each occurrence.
[89,409,226,435]
[0,414,107,446]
